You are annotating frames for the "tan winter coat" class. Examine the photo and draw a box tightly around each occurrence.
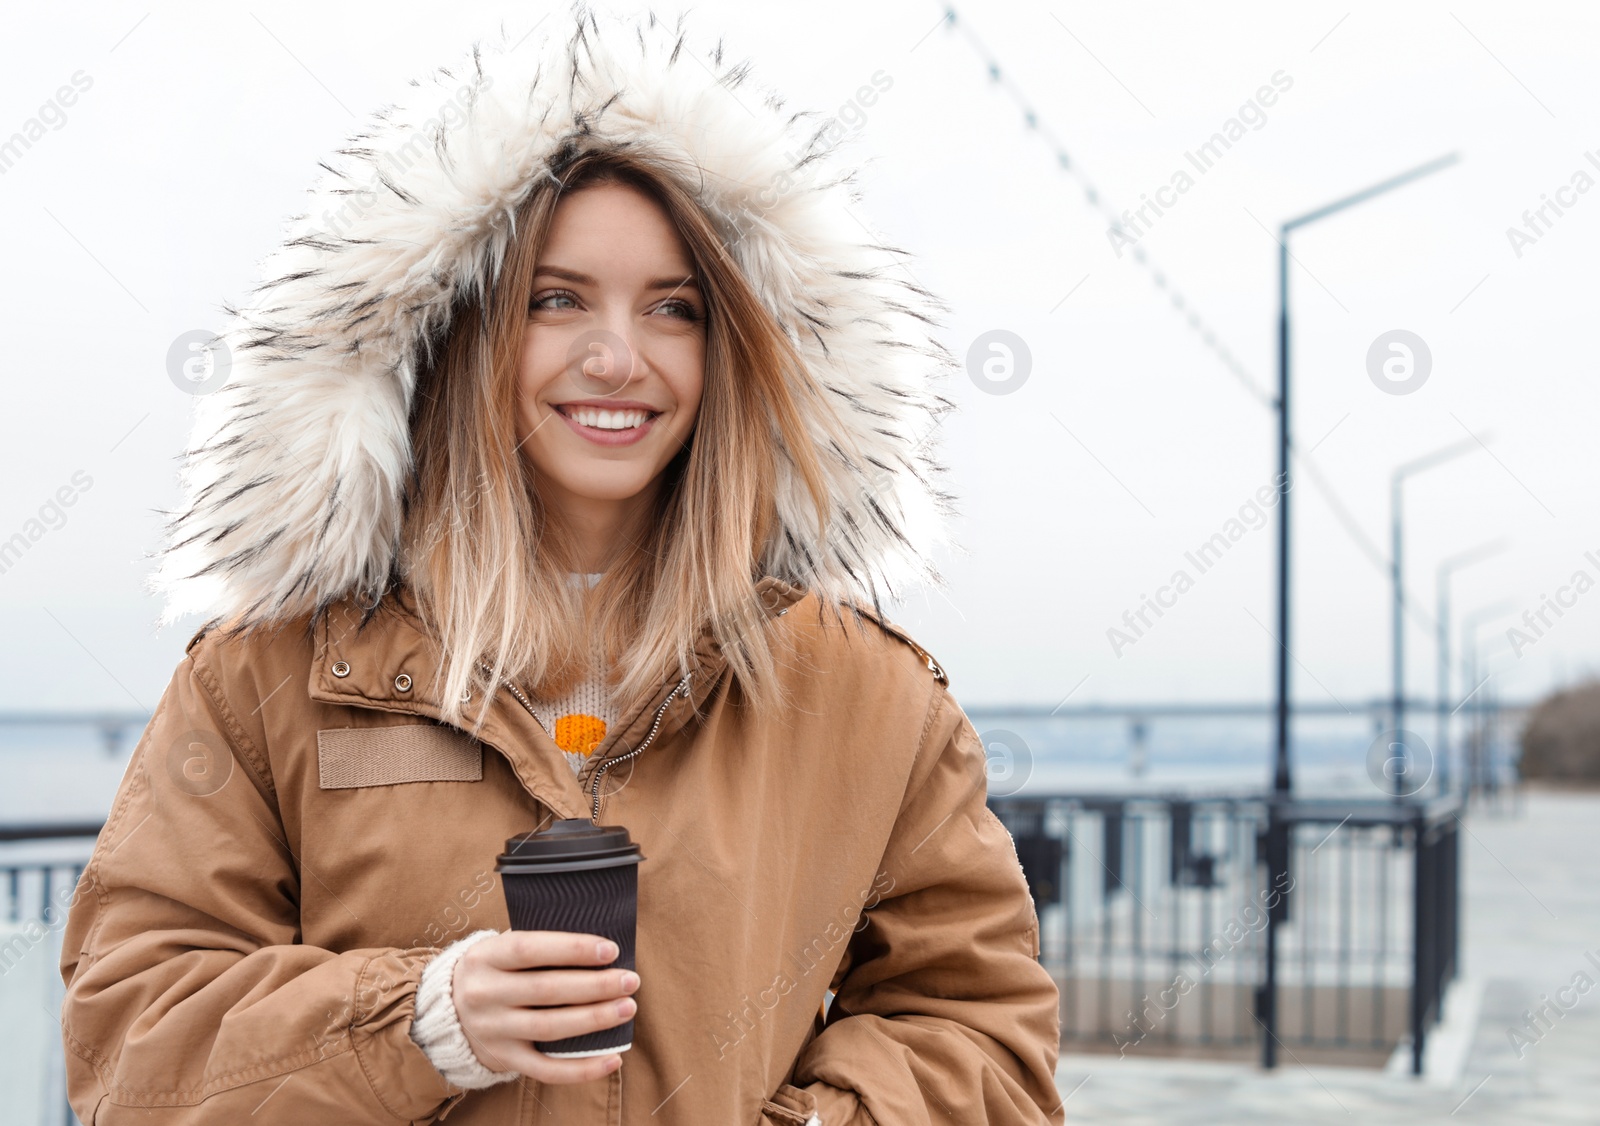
[59,578,1062,1123]
[59,5,1064,1122]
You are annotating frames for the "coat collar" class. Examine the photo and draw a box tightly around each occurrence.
[307,576,809,819]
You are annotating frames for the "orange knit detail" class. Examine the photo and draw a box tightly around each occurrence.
[553,714,607,757]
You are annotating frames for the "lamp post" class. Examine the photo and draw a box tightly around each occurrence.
[1435,540,1507,794]
[1261,152,1458,1071]
[1389,437,1481,797]
[1461,602,1515,800]
[1271,152,1458,800]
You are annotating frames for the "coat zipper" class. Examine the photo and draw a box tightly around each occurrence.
[496,674,547,728]
[585,672,692,822]
[492,663,693,823]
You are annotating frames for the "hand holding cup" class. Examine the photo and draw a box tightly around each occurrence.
[451,929,640,1083]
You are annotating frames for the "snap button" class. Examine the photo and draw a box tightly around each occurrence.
[331,661,350,678]
[394,673,413,692]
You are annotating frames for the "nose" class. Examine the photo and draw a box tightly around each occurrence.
[569,321,645,398]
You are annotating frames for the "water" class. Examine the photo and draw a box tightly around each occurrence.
[965,710,1516,799]
[2,710,1520,826]
[4,724,137,826]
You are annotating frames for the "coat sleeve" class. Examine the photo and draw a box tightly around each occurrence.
[784,685,1063,1125]
[57,636,471,1124]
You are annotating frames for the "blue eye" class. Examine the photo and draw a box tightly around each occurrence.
[530,288,579,312]
[527,288,703,322]
[656,298,703,323]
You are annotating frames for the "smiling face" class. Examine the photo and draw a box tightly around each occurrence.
[516,180,707,549]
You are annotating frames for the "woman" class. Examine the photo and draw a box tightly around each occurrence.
[59,7,1063,1123]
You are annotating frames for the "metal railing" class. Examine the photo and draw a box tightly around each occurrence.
[989,791,1460,1073]
[2,834,96,1126]
[0,790,1459,1126]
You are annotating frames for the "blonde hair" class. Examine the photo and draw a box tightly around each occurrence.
[401,143,834,731]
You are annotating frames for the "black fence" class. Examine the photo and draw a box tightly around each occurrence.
[0,791,1459,1126]
[1,834,95,1126]
[988,792,1460,1073]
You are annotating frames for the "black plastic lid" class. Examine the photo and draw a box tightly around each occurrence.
[496,818,644,872]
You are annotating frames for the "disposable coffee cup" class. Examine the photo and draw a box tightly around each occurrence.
[496,818,646,1057]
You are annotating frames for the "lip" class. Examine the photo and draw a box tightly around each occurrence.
[552,402,661,447]
[555,399,662,412]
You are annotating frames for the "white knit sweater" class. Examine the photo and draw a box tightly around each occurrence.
[409,927,519,1087]
[531,664,620,778]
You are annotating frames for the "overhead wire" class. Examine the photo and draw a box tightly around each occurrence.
[936,5,1441,623]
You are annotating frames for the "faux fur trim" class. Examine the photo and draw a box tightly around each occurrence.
[150,2,956,629]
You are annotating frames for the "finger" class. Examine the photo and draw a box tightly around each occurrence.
[482,931,619,970]
[492,966,640,1009]
[497,995,638,1046]
[466,1033,621,1085]
[458,1028,525,1077]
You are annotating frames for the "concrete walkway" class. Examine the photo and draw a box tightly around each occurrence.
[1052,787,1600,1123]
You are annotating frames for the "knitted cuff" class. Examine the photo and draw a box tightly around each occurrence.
[410,928,522,1089]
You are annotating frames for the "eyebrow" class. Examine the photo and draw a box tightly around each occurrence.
[533,265,700,292]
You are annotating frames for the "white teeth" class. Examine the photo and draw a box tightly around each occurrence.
[566,407,651,430]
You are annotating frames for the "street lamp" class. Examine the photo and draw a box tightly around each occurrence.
[1389,436,1483,796]
[1435,539,1508,794]
[1271,152,1459,799]
[1262,151,1459,1071]
[1461,602,1515,799]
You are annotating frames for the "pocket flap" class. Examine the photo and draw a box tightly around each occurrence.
[760,1083,821,1125]
[317,725,483,789]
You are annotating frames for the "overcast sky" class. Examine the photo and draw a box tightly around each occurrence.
[3,0,1597,716]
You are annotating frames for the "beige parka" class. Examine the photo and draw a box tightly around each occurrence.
[59,5,1063,1123]
[60,579,1062,1123]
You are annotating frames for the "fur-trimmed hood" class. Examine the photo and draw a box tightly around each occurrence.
[151,2,957,630]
